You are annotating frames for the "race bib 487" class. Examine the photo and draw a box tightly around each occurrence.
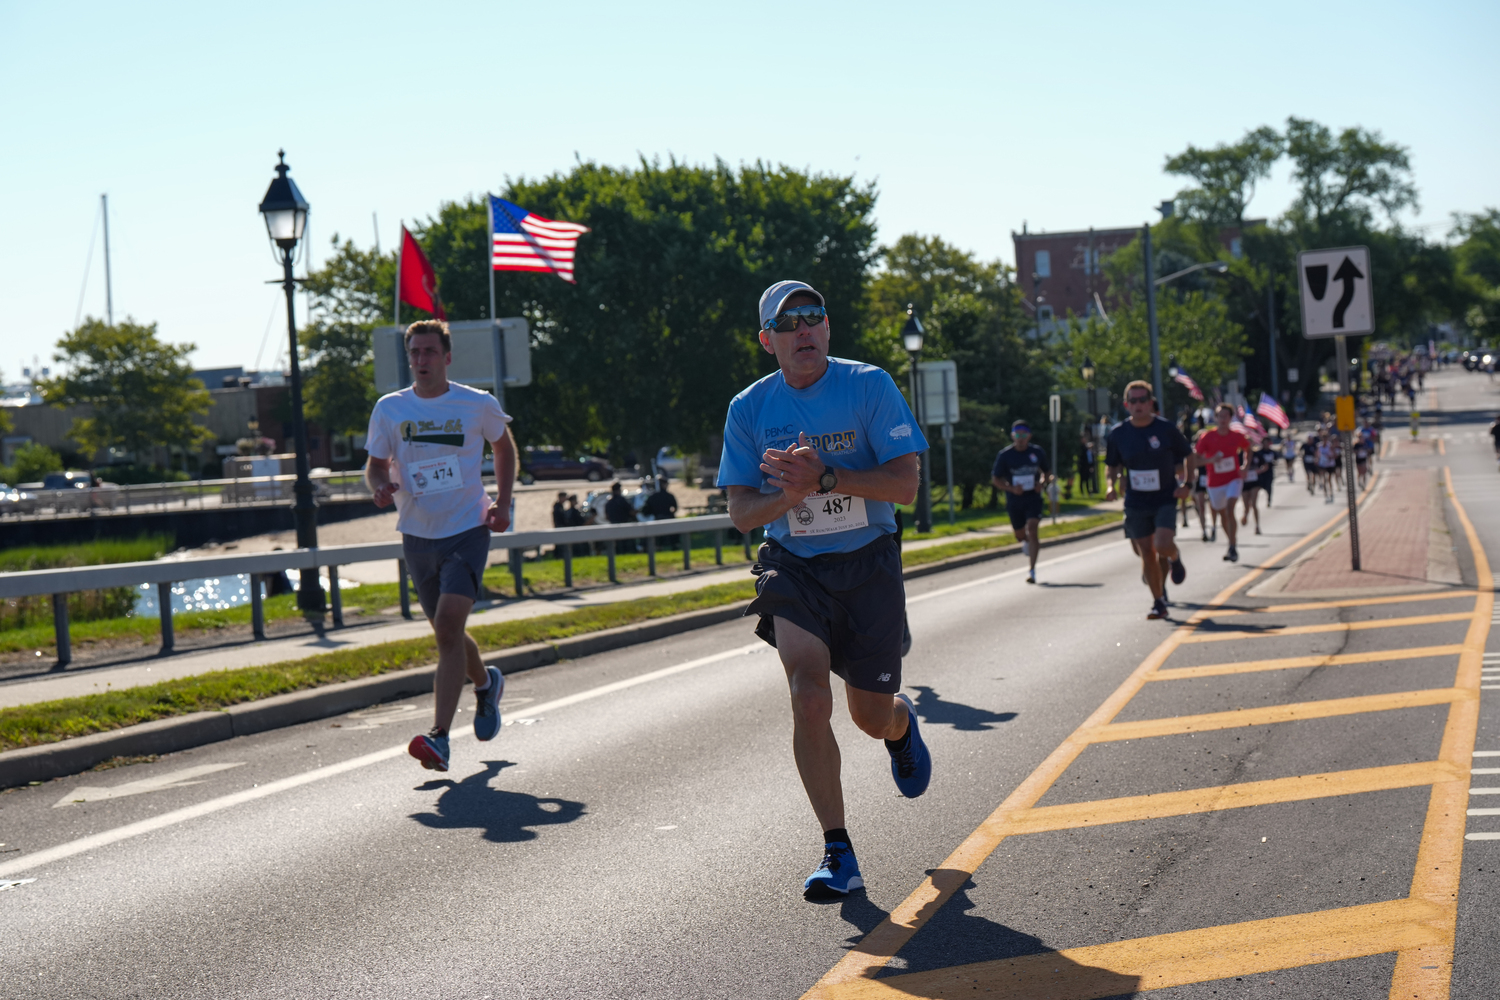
[788,493,868,536]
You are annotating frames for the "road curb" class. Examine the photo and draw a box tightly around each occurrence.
[0,518,1119,786]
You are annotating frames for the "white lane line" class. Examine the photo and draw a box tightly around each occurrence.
[1482,686,1500,691]
[53,762,244,808]
[1466,833,1500,841]
[1475,751,1500,757]
[1470,788,1500,795]
[908,543,1116,605]
[1469,808,1500,816]
[1473,769,1500,775]
[0,642,767,878]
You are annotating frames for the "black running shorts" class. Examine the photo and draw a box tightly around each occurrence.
[1006,492,1044,532]
[747,533,905,694]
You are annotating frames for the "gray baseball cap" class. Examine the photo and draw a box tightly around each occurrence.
[758,280,825,329]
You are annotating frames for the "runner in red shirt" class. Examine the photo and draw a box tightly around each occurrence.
[1194,403,1250,563]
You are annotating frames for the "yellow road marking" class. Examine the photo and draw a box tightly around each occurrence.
[1439,437,1447,455]
[1179,612,1472,644]
[1006,761,1463,836]
[1090,688,1471,742]
[801,495,1370,996]
[1151,645,1465,680]
[819,898,1447,1000]
[1213,591,1476,617]
[1388,468,1492,999]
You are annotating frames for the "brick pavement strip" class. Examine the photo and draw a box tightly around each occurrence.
[1286,468,1434,592]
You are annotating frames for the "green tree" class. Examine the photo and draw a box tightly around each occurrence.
[1283,116,1418,225]
[41,318,215,466]
[1453,209,1500,339]
[10,442,63,481]
[301,237,385,439]
[1165,125,1283,226]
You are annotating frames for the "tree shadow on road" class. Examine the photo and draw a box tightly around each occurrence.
[410,760,585,843]
[910,686,1017,732]
[880,873,1140,994]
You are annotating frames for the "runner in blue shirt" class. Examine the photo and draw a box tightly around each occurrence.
[719,280,932,901]
[1105,380,1193,620]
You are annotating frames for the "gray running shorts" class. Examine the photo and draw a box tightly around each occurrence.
[402,525,491,619]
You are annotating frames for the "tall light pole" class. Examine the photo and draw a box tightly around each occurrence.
[902,304,931,533]
[1143,224,1163,404]
[258,150,325,618]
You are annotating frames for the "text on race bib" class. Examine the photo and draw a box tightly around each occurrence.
[788,493,869,536]
[1128,468,1162,492]
[1213,457,1237,474]
[406,455,463,497]
[1011,473,1036,491]
[1246,470,1258,482]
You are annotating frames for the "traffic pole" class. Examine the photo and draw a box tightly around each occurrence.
[1335,334,1361,571]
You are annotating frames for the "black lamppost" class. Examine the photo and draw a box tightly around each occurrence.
[902,303,932,533]
[258,150,324,617]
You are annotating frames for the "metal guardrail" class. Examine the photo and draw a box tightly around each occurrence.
[0,514,743,667]
[0,471,374,520]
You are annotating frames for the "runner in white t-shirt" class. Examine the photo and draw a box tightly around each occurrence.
[364,320,517,772]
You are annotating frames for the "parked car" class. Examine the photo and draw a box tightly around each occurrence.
[519,447,614,484]
[0,483,36,514]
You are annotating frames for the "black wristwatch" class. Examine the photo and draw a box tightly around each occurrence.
[818,465,839,493]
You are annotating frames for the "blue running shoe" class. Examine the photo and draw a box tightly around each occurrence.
[888,693,931,798]
[803,841,864,900]
[408,729,450,771]
[473,666,504,741]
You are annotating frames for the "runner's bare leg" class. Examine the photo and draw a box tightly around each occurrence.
[776,617,845,831]
[1025,518,1041,574]
[431,593,487,732]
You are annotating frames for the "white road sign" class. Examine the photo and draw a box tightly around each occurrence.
[916,360,960,426]
[1297,245,1375,338]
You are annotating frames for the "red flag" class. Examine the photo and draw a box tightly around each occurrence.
[399,226,446,320]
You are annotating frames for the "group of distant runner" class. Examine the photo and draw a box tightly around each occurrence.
[360,278,1407,906]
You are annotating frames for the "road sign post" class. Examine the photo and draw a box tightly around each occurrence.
[917,361,960,527]
[1298,245,1374,572]
[1049,393,1061,525]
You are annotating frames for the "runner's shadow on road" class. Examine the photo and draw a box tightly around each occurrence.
[875,874,1139,992]
[410,760,585,843]
[910,686,1017,731]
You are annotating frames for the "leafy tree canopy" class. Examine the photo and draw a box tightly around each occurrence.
[1165,125,1283,226]
[41,318,214,463]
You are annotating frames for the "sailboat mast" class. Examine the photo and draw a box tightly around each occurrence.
[101,193,113,325]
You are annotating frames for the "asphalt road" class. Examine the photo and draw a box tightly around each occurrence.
[4,369,1500,999]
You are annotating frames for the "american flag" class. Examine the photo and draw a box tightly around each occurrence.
[1239,407,1264,434]
[1256,392,1290,429]
[1171,367,1204,401]
[489,196,590,284]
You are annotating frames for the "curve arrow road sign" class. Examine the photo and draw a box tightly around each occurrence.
[1298,246,1375,338]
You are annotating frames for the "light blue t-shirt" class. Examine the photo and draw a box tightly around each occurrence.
[717,356,929,557]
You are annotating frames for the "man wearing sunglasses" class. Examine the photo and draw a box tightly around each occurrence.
[719,280,931,902]
[1105,380,1192,620]
[990,419,1051,583]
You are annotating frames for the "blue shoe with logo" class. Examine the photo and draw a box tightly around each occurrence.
[473,666,504,741]
[803,841,864,900]
[889,693,931,798]
[408,729,450,771]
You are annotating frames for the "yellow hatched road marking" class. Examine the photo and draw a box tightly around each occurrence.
[1180,612,1471,644]
[1213,591,1476,617]
[1388,468,1492,999]
[1150,645,1465,681]
[1089,688,1471,742]
[817,898,1447,1000]
[800,490,1372,997]
[1004,761,1464,836]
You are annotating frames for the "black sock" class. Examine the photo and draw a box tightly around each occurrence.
[885,724,912,754]
[429,726,448,738]
[824,828,852,849]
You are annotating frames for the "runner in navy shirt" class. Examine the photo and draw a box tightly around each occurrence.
[990,419,1051,583]
[1105,380,1192,620]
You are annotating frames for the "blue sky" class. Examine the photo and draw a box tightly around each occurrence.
[2,0,1496,370]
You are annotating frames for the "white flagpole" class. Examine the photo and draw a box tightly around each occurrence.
[393,222,402,327]
[486,197,497,323]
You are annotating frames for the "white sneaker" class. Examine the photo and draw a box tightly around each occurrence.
[1021,540,1030,556]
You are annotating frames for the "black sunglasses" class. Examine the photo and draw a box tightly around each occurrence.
[764,304,827,333]
[1126,394,1153,404]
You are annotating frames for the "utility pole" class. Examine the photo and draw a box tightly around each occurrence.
[1267,279,1280,399]
[1144,224,1162,403]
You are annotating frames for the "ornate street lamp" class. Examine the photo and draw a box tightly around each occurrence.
[258,150,324,618]
[901,304,932,533]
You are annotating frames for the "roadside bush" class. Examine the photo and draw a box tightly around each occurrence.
[0,535,171,632]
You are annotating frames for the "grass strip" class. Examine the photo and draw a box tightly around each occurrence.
[0,512,1121,752]
[0,579,756,752]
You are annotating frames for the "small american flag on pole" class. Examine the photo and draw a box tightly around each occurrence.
[1171,366,1204,401]
[489,196,590,284]
[1256,392,1290,429]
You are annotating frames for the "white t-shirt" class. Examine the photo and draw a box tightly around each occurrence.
[365,382,512,540]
